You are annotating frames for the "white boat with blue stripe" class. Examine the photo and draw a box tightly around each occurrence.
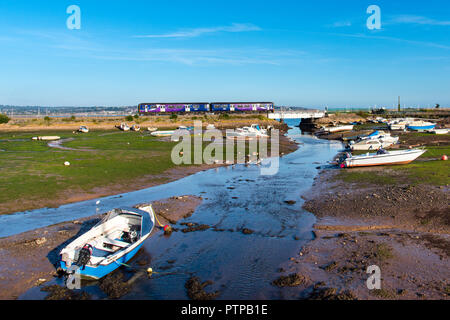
[60,206,155,280]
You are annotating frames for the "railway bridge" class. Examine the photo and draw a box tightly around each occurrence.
[267,109,326,120]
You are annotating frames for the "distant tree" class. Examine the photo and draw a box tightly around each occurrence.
[133,114,139,119]
[0,113,10,124]
[70,115,76,121]
[44,116,51,121]
[170,114,178,120]
[125,115,134,121]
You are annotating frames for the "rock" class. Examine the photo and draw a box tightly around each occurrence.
[272,273,306,287]
[185,277,219,300]
[241,228,254,235]
[35,237,47,245]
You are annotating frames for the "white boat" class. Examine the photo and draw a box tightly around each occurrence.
[206,124,216,130]
[227,124,268,139]
[32,136,61,141]
[77,126,89,133]
[429,128,449,135]
[349,139,394,151]
[341,148,426,168]
[60,206,155,280]
[131,125,140,132]
[147,127,158,132]
[151,130,175,137]
[407,121,436,131]
[117,123,130,131]
[349,132,399,151]
[321,125,354,133]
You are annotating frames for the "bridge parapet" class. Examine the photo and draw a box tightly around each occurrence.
[268,111,325,119]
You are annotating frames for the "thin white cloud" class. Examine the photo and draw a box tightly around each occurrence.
[330,32,450,50]
[388,15,450,26]
[90,48,305,66]
[331,21,352,28]
[133,23,261,38]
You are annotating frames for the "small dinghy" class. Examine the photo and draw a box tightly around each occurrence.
[131,125,141,132]
[151,130,175,137]
[32,136,60,141]
[429,128,448,135]
[60,206,155,280]
[339,148,426,168]
[77,126,89,133]
[320,125,354,133]
[117,123,130,131]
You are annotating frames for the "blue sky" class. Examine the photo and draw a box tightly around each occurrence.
[0,0,449,107]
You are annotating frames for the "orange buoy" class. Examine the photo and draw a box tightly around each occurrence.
[163,225,172,234]
[442,155,448,161]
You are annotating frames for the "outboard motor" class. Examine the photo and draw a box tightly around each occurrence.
[75,244,93,268]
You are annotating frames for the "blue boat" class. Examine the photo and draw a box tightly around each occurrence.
[60,206,155,280]
[406,121,436,131]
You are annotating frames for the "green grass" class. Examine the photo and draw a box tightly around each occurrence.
[336,159,449,186]
[335,171,397,185]
[0,130,274,214]
[0,130,180,213]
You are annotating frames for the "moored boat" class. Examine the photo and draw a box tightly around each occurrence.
[77,126,89,133]
[32,136,61,141]
[131,125,141,131]
[60,206,155,280]
[429,128,448,135]
[320,125,354,133]
[406,121,436,131]
[151,130,175,137]
[226,124,268,139]
[117,123,130,131]
[340,148,426,168]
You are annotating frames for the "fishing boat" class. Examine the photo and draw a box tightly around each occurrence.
[406,121,436,131]
[147,127,158,132]
[340,148,426,168]
[77,126,89,133]
[60,206,155,280]
[131,125,141,132]
[151,130,175,137]
[206,124,216,130]
[32,136,60,141]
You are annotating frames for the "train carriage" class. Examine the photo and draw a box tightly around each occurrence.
[211,102,274,113]
[138,102,210,114]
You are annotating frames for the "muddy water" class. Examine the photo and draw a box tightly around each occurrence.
[15,120,343,299]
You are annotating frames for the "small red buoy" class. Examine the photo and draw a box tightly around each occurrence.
[163,225,172,232]
[442,155,448,161]
[340,163,345,168]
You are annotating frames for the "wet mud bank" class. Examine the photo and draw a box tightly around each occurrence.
[276,166,450,299]
[0,195,202,300]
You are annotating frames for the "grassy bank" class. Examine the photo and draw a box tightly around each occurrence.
[0,130,180,214]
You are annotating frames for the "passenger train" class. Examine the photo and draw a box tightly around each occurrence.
[138,102,274,114]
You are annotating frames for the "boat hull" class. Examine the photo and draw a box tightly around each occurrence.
[60,242,144,280]
[344,149,425,168]
[407,125,436,131]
